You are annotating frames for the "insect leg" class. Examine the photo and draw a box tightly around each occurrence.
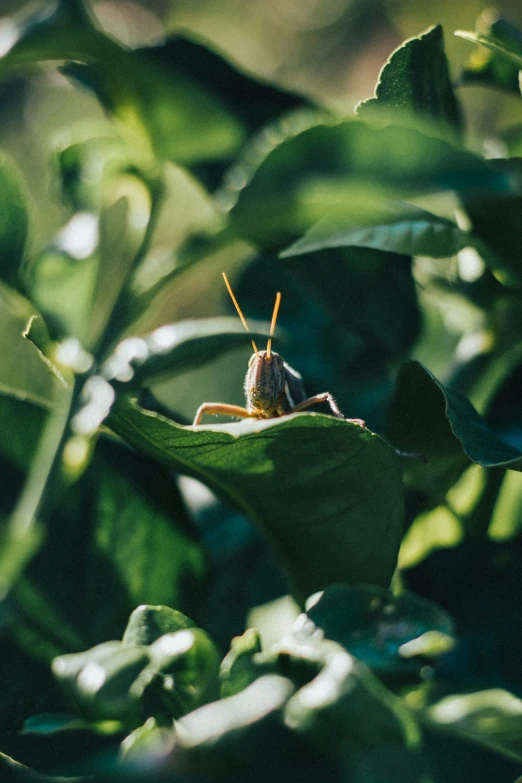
[193,403,253,425]
[291,393,365,427]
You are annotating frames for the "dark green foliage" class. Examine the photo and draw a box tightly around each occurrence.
[357,25,463,134]
[1,3,522,781]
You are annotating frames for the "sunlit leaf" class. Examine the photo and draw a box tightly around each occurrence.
[425,689,522,763]
[122,605,196,648]
[104,317,271,386]
[281,200,476,261]
[52,618,220,722]
[28,180,151,349]
[456,17,522,69]
[457,12,522,94]
[0,284,56,408]
[228,118,508,249]
[357,25,463,134]
[220,628,263,698]
[63,36,308,188]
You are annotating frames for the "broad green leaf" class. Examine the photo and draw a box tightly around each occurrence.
[122,605,196,648]
[357,25,463,134]
[425,689,522,763]
[228,118,508,249]
[387,362,522,475]
[281,202,474,259]
[28,247,98,346]
[457,12,522,94]
[0,153,28,289]
[108,399,404,603]
[277,644,424,780]
[305,584,455,675]
[103,318,271,386]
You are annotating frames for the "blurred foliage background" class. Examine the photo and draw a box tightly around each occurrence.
[2,0,522,781]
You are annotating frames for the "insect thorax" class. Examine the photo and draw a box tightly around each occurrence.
[244,351,290,417]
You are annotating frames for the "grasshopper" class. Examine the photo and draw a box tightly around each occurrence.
[193,273,365,428]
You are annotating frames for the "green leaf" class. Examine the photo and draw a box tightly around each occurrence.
[0,284,56,409]
[28,180,151,349]
[176,614,427,781]
[104,317,271,386]
[20,436,205,647]
[277,644,424,780]
[0,0,97,70]
[175,675,298,774]
[0,153,28,289]
[108,398,404,603]
[357,25,463,135]
[387,362,522,476]
[305,584,454,675]
[281,201,474,259]
[425,689,522,763]
[0,396,48,472]
[148,627,220,715]
[228,118,508,249]
[457,12,522,94]
[1,5,275,179]
[56,135,137,213]
[279,247,420,361]
[460,159,522,289]
[0,750,64,781]
[52,622,220,722]
[52,641,151,722]
[122,605,196,648]
[456,16,522,70]
[121,716,173,761]
[63,35,308,187]
[220,628,264,698]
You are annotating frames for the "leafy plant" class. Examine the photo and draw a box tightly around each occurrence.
[1,1,522,781]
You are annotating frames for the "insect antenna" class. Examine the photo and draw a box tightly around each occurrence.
[222,272,258,355]
[266,291,281,358]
